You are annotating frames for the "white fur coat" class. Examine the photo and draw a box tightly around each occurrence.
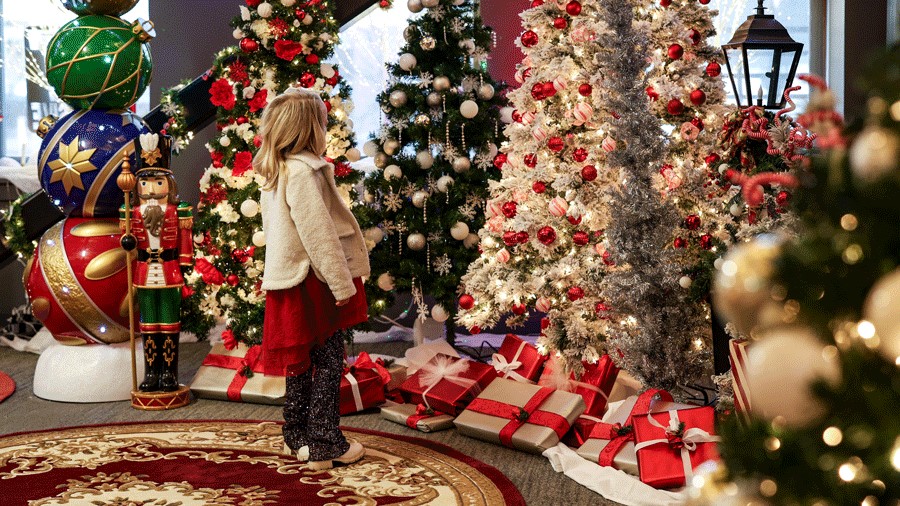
[260,152,370,300]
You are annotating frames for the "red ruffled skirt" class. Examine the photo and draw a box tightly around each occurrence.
[261,275,367,376]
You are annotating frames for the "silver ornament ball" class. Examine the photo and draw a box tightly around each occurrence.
[407,233,426,251]
[426,92,443,107]
[389,90,408,108]
[452,157,471,173]
[412,190,429,208]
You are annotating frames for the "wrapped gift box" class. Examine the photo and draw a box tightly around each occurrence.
[575,389,695,475]
[632,406,721,489]
[400,353,497,416]
[385,362,408,392]
[381,402,455,432]
[189,343,285,405]
[454,377,585,454]
[340,352,389,415]
[729,339,752,424]
[539,354,619,417]
[492,334,546,383]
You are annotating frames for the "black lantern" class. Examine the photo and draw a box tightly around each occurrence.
[721,0,803,109]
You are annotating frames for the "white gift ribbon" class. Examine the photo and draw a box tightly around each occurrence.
[633,410,721,483]
[492,340,535,383]
[417,355,479,410]
[344,372,364,412]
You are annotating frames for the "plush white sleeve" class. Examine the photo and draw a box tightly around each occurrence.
[285,168,357,300]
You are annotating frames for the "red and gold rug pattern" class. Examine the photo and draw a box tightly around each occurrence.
[0,420,524,505]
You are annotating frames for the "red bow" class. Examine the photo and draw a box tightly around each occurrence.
[349,352,392,387]
[415,403,436,416]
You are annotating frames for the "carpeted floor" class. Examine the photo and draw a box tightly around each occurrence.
[0,343,617,505]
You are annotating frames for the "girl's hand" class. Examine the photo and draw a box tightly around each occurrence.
[335,298,351,307]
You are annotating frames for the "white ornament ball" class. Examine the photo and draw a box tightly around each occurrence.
[679,276,693,289]
[407,0,423,12]
[257,2,273,17]
[500,106,515,124]
[412,190,429,208]
[302,14,313,25]
[433,76,451,91]
[535,296,551,313]
[486,143,499,159]
[345,147,361,162]
[452,157,471,173]
[383,138,401,155]
[450,222,470,241]
[233,28,244,40]
[478,84,495,100]
[407,233,426,251]
[729,203,743,217]
[383,164,402,181]
[416,150,434,169]
[460,100,479,119]
[219,136,231,147]
[496,248,510,263]
[240,199,259,218]
[252,231,266,247]
[389,90,408,108]
[364,227,384,244]
[320,63,336,79]
[548,196,569,217]
[849,126,899,182]
[421,0,439,7]
[399,53,417,71]
[377,272,395,291]
[862,268,900,363]
[746,325,841,427]
[431,304,450,323]
[436,175,455,193]
[363,140,379,157]
[426,92,442,107]
[463,233,480,249]
[712,234,784,335]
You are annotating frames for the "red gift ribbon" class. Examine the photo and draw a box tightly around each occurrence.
[201,345,266,402]
[465,386,570,448]
[350,351,392,387]
[406,403,442,429]
[588,388,674,467]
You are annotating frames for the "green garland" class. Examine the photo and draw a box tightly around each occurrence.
[1,194,37,261]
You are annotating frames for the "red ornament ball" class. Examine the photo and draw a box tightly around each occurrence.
[567,286,585,301]
[227,274,240,286]
[300,72,316,88]
[673,237,688,249]
[247,0,261,6]
[699,0,710,4]
[240,37,259,53]
[531,83,546,100]
[548,136,565,152]
[691,117,705,131]
[521,30,539,47]
[602,250,614,266]
[236,116,248,125]
[512,109,523,123]
[776,190,791,206]
[511,303,527,315]
[667,98,685,116]
[532,181,547,193]
[305,54,320,65]
[684,214,701,230]
[699,234,713,250]
[581,164,597,181]
[646,86,659,101]
[538,226,557,245]
[531,0,544,6]
[668,43,684,60]
[553,17,568,29]
[502,201,518,218]
[566,0,582,15]
[326,76,338,86]
[470,326,482,335]
[688,28,702,45]
[660,0,671,6]
[573,231,590,246]
[567,215,582,226]
[493,153,508,169]
[705,153,720,166]
[503,231,518,247]
[706,61,721,77]
[516,231,530,244]
[595,301,610,313]
[524,153,538,167]
[690,89,707,106]
[540,317,551,330]
[578,83,593,96]
[542,81,557,98]
[572,148,588,162]
[459,294,475,310]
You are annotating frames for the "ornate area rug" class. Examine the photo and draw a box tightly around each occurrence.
[0,420,524,505]
[0,371,13,404]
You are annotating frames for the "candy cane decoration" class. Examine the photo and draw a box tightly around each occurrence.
[796,74,846,149]
[727,171,799,207]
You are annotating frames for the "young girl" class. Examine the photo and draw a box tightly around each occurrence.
[256,87,370,470]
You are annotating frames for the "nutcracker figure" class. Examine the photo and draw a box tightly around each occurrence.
[120,133,193,393]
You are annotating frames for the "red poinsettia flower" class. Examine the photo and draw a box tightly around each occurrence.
[248,88,268,113]
[200,183,227,205]
[228,61,248,83]
[221,329,237,350]
[210,150,224,168]
[334,161,354,178]
[209,78,236,111]
[232,151,254,177]
[268,17,289,39]
[274,39,304,61]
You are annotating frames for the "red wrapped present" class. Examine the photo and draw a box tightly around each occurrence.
[340,352,389,415]
[539,354,619,417]
[492,334,547,383]
[632,406,721,488]
[729,339,752,424]
[400,353,497,416]
[455,377,585,454]
[190,343,285,405]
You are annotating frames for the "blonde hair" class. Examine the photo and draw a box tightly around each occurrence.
[254,87,328,190]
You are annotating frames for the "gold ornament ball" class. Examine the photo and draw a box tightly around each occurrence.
[364,227,384,244]
[389,90,408,108]
[712,234,784,336]
[460,99,479,119]
[746,325,841,427]
[452,157,471,173]
[377,272,395,291]
[849,126,899,182]
[240,199,259,218]
[433,76,451,92]
[399,53,417,71]
[862,268,900,363]
[384,138,401,155]
[426,92,443,107]
[436,175,454,192]
[421,0,439,8]
[407,233,426,251]
[415,114,431,126]
[420,36,436,51]
[463,233,480,249]
[363,140,379,157]
[345,147,361,162]
[383,164,402,181]
[450,222,470,241]
[374,152,390,168]
[478,84,495,101]
[412,190,429,208]
[416,150,434,169]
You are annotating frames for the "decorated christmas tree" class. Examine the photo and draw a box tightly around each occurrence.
[175,0,360,343]
[458,0,631,373]
[354,0,507,342]
[704,50,900,504]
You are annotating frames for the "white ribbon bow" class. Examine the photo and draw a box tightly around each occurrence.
[492,340,535,383]
[417,355,478,410]
[633,410,721,482]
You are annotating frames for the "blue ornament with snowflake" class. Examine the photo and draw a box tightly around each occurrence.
[38,109,150,218]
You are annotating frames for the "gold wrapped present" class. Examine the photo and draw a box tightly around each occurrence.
[380,402,455,432]
[189,343,285,405]
[454,377,585,454]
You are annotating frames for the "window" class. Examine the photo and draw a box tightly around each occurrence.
[0,1,151,161]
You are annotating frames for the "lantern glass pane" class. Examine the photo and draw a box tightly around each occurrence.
[773,48,799,105]
[746,48,776,107]
[725,46,747,107]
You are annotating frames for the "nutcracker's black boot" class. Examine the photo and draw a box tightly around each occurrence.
[158,333,180,392]
[139,334,160,392]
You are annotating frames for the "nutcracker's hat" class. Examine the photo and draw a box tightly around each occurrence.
[134,133,173,177]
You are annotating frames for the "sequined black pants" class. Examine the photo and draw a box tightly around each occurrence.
[282,331,350,461]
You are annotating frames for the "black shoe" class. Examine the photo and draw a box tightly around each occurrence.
[159,334,179,391]
[139,335,160,392]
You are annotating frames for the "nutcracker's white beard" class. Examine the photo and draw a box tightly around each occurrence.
[144,205,164,238]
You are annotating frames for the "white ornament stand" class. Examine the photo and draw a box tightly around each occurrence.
[33,341,144,403]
